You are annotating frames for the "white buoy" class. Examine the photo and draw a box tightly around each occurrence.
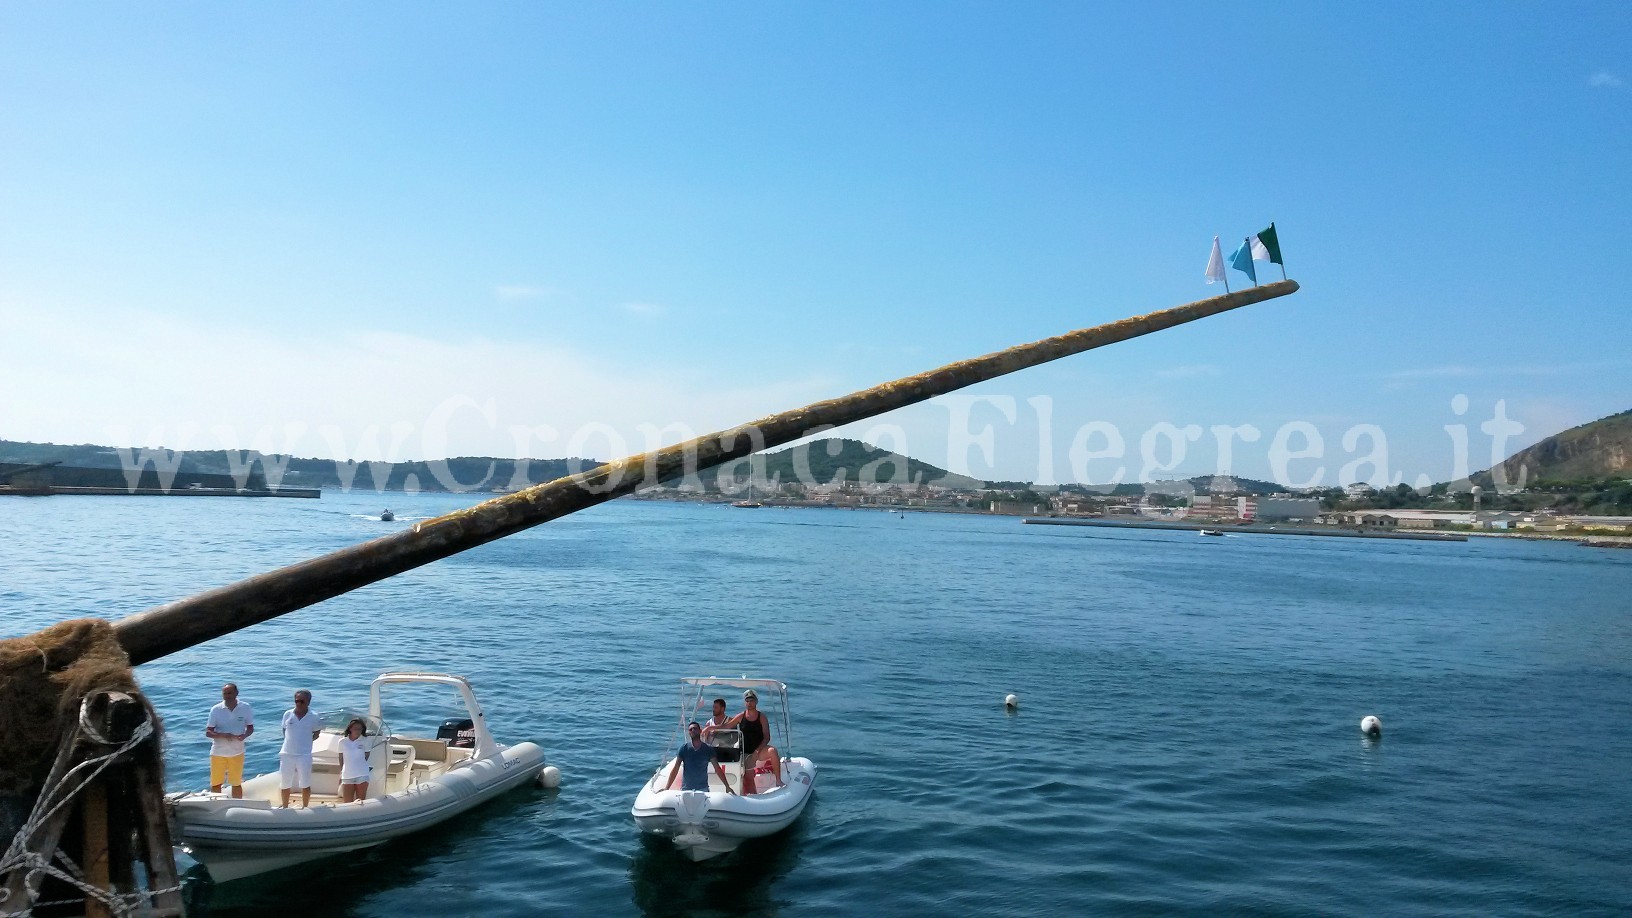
[1004,693,1019,710]
[1360,715,1381,738]
[537,765,562,788]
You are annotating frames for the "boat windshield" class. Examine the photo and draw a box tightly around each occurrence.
[319,708,385,736]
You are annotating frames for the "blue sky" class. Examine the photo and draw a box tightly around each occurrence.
[2,4,1628,486]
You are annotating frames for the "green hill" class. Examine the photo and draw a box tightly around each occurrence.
[684,438,985,490]
[2,436,1304,494]
[0,436,979,493]
[1475,409,1632,488]
[0,440,585,492]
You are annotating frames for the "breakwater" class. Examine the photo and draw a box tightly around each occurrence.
[0,485,320,498]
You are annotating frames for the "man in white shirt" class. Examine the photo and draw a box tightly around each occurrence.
[279,690,324,808]
[205,683,254,798]
[698,697,742,764]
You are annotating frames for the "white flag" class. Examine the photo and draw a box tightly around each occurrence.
[1249,235,1272,262]
[1205,236,1226,284]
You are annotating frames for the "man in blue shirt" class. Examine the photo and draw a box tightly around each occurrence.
[667,721,736,793]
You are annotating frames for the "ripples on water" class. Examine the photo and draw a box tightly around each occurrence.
[3,493,1630,915]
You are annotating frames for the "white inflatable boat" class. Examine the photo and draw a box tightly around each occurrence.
[631,677,816,861]
[168,672,547,882]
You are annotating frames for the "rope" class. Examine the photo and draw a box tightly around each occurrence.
[0,700,181,917]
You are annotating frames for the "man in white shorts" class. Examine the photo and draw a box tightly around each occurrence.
[279,690,324,808]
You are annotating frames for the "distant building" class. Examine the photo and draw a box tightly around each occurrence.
[1256,498,1320,521]
[989,499,1043,515]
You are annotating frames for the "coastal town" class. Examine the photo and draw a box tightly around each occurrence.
[631,475,1632,541]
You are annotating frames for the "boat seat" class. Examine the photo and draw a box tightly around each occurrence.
[743,761,781,794]
[402,737,451,763]
[311,760,342,796]
[385,744,416,792]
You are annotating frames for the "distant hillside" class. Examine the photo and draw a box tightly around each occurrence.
[1475,409,1632,487]
[684,438,985,490]
[0,440,585,492]
[1071,475,1285,497]
[0,437,978,493]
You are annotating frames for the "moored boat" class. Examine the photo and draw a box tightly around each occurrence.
[631,678,815,861]
[168,672,547,882]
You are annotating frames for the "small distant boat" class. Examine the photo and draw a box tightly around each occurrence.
[632,677,815,861]
[380,509,395,521]
[168,672,547,882]
[730,483,764,508]
[1199,529,1224,537]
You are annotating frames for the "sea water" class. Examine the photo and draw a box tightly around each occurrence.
[2,492,1629,915]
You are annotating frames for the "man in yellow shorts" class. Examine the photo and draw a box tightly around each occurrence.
[206,683,255,797]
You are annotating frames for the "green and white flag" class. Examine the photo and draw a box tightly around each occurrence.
[1248,223,1282,265]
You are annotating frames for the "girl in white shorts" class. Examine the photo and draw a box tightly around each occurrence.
[339,719,371,802]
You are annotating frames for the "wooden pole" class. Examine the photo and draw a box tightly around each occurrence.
[113,280,1299,665]
[80,780,111,918]
[131,751,183,916]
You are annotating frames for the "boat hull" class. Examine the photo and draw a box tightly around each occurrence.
[170,742,545,882]
[631,757,816,861]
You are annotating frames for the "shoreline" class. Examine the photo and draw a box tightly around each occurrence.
[1020,517,1469,542]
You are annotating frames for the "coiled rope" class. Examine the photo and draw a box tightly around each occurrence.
[0,697,181,917]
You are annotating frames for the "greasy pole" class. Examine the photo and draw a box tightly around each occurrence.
[114,280,1298,664]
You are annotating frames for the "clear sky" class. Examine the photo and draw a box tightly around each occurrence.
[2,4,1628,487]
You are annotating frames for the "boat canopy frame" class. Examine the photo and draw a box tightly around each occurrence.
[675,677,792,756]
[368,672,498,760]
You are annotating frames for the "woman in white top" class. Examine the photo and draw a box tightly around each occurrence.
[339,719,371,802]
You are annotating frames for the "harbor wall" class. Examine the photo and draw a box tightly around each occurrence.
[1023,517,1469,542]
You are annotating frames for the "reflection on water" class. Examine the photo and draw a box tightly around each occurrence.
[628,796,815,918]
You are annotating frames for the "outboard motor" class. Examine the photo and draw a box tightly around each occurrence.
[673,791,711,849]
[436,717,476,748]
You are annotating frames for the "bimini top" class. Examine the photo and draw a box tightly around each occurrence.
[680,677,787,692]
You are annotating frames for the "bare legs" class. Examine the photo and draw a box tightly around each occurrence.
[739,747,782,793]
[757,746,782,787]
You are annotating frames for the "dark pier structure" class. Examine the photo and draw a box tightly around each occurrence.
[0,463,318,499]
